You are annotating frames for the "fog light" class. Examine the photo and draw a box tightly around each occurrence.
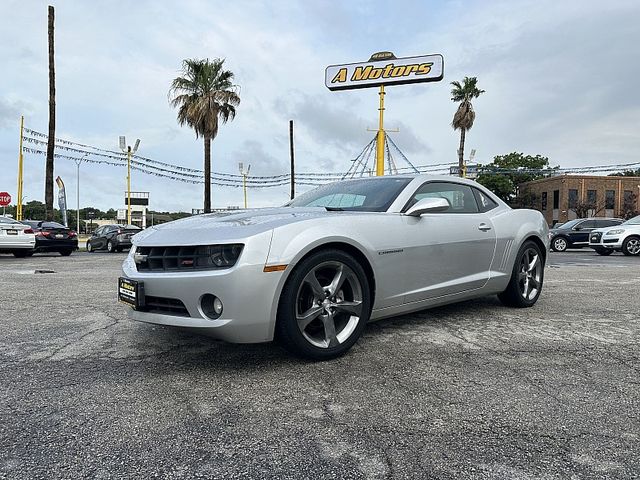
[201,294,223,320]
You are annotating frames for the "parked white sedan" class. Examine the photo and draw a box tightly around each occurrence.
[0,215,36,257]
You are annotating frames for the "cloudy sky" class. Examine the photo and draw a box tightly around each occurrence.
[1,0,639,212]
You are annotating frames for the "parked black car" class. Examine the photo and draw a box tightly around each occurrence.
[549,217,623,252]
[22,220,78,256]
[87,224,141,253]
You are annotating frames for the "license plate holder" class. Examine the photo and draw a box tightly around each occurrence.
[118,277,145,309]
[7,230,17,235]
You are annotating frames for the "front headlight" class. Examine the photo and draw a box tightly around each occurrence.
[195,244,244,269]
[606,229,625,235]
[548,232,554,240]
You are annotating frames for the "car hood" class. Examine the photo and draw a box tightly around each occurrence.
[592,223,640,234]
[133,207,374,246]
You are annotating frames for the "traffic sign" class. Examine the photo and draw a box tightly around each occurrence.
[0,192,11,207]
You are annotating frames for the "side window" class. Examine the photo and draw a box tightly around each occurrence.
[601,220,621,227]
[406,182,479,214]
[580,220,596,229]
[472,188,498,213]
[94,227,103,236]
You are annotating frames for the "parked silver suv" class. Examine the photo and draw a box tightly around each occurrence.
[589,215,640,256]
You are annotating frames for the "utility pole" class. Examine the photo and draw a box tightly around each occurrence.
[239,162,251,209]
[45,5,56,220]
[289,120,295,199]
[75,153,88,232]
[119,136,140,225]
[16,115,24,220]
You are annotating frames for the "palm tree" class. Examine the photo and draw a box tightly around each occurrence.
[169,58,240,213]
[451,77,484,177]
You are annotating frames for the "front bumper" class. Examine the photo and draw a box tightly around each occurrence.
[589,234,622,250]
[121,235,283,343]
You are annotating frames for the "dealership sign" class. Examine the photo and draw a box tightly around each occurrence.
[325,51,444,91]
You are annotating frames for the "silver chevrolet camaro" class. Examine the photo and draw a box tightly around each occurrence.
[119,175,549,360]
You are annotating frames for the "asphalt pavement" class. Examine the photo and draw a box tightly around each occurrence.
[0,250,638,479]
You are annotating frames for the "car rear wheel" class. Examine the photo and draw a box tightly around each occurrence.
[551,236,568,252]
[86,241,93,252]
[622,236,640,256]
[59,249,73,257]
[498,240,545,308]
[12,250,30,258]
[594,247,613,256]
[107,241,116,253]
[276,249,371,360]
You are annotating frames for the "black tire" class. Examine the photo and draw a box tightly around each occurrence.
[86,241,93,253]
[498,240,545,308]
[116,247,123,253]
[107,241,116,253]
[551,236,569,252]
[275,249,371,361]
[594,247,613,256]
[621,236,640,256]
[12,250,30,258]
[59,249,73,257]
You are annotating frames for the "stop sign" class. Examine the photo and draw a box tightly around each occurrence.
[0,192,11,207]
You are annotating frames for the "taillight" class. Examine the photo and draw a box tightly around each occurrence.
[36,231,51,237]
[69,231,77,237]
[24,228,34,234]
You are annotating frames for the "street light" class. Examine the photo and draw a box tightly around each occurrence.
[119,136,141,225]
[239,162,251,209]
[75,153,88,233]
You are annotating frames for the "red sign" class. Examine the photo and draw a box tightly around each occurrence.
[0,192,11,207]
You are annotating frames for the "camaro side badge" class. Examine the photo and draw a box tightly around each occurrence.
[378,249,404,255]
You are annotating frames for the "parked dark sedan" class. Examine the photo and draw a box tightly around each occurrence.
[22,220,78,256]
[548,217,623,252]
[87,224,141,253]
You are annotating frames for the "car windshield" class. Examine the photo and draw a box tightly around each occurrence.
[623,215,640,225]
[0,216,20,224]
[287,177,412,212]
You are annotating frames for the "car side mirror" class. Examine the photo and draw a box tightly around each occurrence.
[405,197,450,217]
[573,226,582,231]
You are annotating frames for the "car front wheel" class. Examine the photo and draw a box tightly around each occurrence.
[276,249,371,360]
[552,236,568,252]
[498,240,545,308]
[594,247,613,256]
[86,241,93,252]
[107,241,116,253]
[622,236,640,256]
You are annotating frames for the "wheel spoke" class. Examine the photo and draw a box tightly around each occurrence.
[322,313,339,347]
[328,265,347,296]
[527,254,539,272]
[529,277,540,290]
[522,277,530,298]
[297,306,323,330]
[303,270,325,300]
[333,300,362,317]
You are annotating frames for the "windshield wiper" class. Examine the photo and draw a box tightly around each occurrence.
[324,206,344,211]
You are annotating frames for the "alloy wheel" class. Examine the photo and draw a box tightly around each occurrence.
[553,238,567,252]
[626,238,640,255]
[295,261,363,349]
[518,248,542,300]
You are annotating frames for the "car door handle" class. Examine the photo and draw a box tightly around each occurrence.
[478,223,492,231]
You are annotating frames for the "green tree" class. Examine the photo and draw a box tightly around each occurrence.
[169,58,240,213]
[608,169,640,177]
[476,152,556,204]
[451,77,484,177]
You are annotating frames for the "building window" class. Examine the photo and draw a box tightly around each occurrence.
[605,190,615,209]
[568,189,578,209]
[541,191,548,210]
[587,190,597,205]
[553,190,559,209]
[624,190,633,205]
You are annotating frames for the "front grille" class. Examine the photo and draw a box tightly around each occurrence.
[135,244,243,272]
[590,232,602,243]
[143,296,190,316]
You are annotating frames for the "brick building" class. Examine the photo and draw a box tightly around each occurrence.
[518,175,640,225]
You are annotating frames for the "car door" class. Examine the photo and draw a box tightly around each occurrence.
[400,181,497,303]
[92,227,106,249]
[569,220,594,245]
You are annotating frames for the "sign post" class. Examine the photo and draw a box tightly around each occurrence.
[325,52,444,176]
